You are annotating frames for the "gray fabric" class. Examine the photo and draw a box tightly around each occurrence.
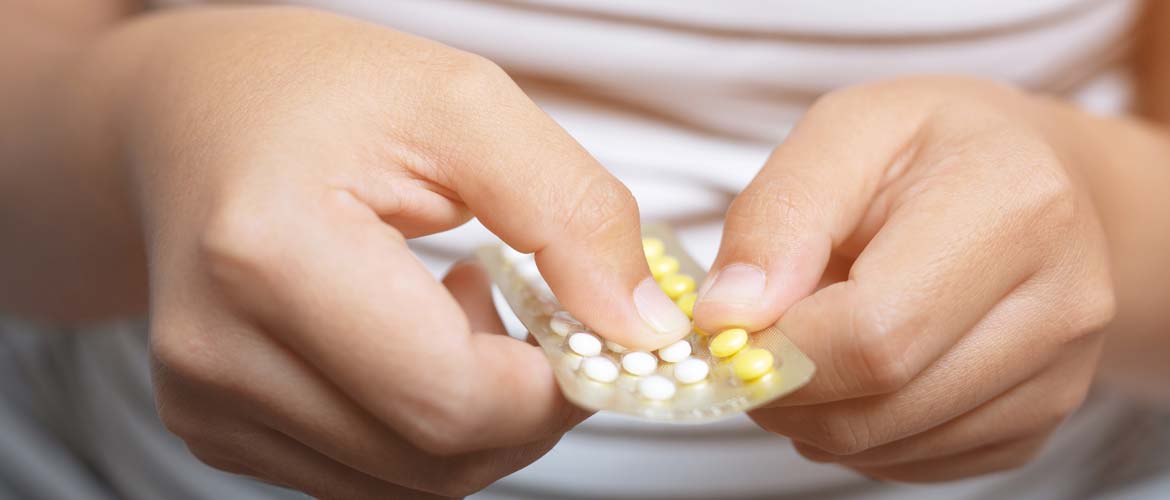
[0,318,305,500]
[3,315,1170,500]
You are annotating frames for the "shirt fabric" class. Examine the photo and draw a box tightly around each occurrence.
[3,1,1166,499]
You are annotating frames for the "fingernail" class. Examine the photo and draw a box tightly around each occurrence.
[633,277,691,337]
[696,264,766,305]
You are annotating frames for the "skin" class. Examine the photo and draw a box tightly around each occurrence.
[3,4,693,499]
[2,0,1170,496]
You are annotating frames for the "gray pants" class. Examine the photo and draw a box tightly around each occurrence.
[4,316,1170,500]
[0,318,304,500]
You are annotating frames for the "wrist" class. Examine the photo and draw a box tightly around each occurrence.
[1055,105,1170,401]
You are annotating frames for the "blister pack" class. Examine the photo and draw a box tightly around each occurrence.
[476,225,815,423]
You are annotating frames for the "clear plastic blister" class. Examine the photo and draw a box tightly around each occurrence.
[476,225,816,423]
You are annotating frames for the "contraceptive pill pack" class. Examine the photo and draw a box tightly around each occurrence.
[477,225,815,423]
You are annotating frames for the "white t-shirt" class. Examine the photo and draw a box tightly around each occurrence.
[130,1,1149,498]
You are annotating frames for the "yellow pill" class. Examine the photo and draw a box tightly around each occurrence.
[709,328,748,358]
[732,348,774,381]
[642,237,665,260]
[675,292,697,319]
[659,273,695,300]
[648,255,680,279]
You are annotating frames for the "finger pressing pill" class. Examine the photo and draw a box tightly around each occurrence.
[675,292,697,319]
[642,237,665,260]
[480,226,817,422]
[710,328,748,358]
[621,351,658,376]
[582,356,619,383]
[657,339,692,363]
[605,340,628,353]
[658,273,696,300]
[673,358,710,384]
[568,332,602,357]
[638,375,676,400]
[648,255,680,279]
[549,311,583,336]
[732,348,774,381]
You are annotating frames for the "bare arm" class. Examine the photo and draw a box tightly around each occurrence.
[1093,0,1170,406]
[0,0,145,322]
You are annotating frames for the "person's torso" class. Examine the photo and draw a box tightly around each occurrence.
[127,1,1149,498]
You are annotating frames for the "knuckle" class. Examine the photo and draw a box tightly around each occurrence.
[1076,285,1117,334]
[187,445,248,476]
[726,183,814,238]
[562,175,639,241]
[156,398,199,441]
[1024,161,1078,229]
[432,52,514,110]
[792,441,838,463]
[150,324,220,390]
[849,302,916,395]
[198,201,286,289]
[812,411,875,456]
[402,397,481,457]
[412,426,473,458]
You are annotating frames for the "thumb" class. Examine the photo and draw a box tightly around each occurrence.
[694,91,926,333]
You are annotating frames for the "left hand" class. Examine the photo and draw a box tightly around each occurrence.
[693,76,1116,482]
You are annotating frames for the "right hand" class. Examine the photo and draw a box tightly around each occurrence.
[112,7,691,498]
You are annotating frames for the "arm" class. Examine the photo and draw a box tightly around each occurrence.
[691,1,1170,483]
[0,0,145,322]
[1091,0,1170,405]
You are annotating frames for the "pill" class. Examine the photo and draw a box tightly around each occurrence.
[659,274,696,300]
[648,255,680,279]
[673,358,710,384]
[582,356,619,383]
[621,351,658,376]
[549,311,582,336]
[709,328,748,358]
[637,375,676,400]
[732,348,774,381]
[657,339,692,363]
[675,292,697,319]
[642,237,665,260]
[605,340,628,353]
[568,332,602,357]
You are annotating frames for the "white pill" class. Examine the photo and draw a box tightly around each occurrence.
[657,339,692,363]
[638,375,676,400]
[621,351,658,376]
[568,332,602,357]
[673,358,710,384]
[581,356,619,383]
[549,311,582,336]
[605,340,628,353]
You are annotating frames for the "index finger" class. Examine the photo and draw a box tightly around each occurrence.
[432,65,691,351]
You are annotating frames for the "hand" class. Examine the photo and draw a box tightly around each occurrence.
[119,7,690,498]
[694,76,1115,482]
